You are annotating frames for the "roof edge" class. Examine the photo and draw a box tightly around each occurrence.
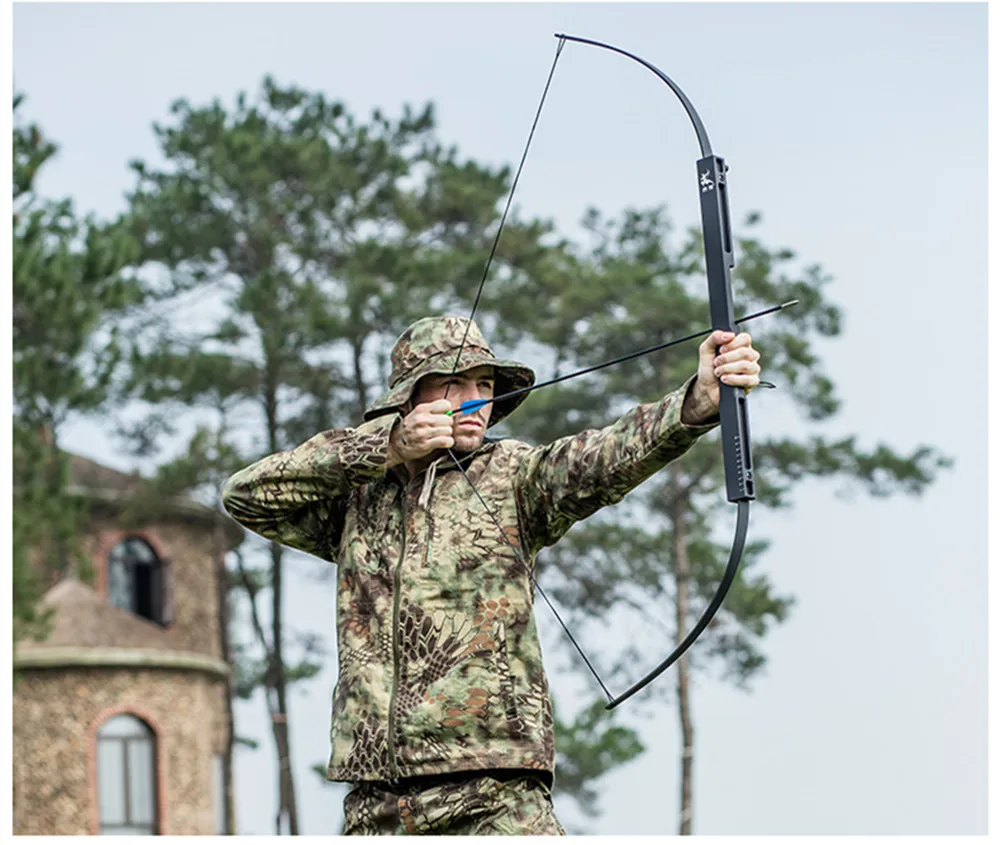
[14,647,230,679]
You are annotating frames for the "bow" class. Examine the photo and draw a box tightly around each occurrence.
[443,34,755,710]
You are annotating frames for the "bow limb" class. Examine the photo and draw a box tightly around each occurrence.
[605,502,749,707]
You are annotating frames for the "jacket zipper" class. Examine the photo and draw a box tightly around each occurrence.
[387,497,406,779]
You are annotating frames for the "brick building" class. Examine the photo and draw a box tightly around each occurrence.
[12,454,244,835]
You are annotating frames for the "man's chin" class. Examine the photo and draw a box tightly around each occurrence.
[452,433,486,454]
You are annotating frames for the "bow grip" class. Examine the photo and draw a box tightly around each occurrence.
[697,155,755,503]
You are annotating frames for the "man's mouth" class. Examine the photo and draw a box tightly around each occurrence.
[456,419,484,430]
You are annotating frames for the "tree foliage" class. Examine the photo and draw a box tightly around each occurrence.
[12,93,142,651]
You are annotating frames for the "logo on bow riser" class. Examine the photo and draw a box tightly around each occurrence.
[700,170,715,192]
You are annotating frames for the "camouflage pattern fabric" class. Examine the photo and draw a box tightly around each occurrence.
[222,374,717,786]
[342,774,565,835]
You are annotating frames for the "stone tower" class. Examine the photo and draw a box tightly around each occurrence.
[12,453,244,835]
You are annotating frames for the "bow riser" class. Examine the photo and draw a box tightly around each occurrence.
[698,154,755,503]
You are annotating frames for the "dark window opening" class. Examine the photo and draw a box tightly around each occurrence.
[107,537,169,626]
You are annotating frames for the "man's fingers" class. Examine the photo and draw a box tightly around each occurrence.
[714,335,760,362]
[420,399,454,414]
[715,359,761,377]
[718,373,760,388]
[715,360,756,374]
[703,329,755,356]
[412,425,452,443]
[714,350,760,369]
[406,399,453,423]
[407,399,456,429]
[716,332,752,354]
[703,330,735,351]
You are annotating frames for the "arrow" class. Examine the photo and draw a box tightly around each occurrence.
[447,299,798,417]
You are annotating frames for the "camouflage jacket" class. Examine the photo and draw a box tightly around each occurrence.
[221,376,716,784]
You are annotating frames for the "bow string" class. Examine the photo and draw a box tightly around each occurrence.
[441,34,757,709]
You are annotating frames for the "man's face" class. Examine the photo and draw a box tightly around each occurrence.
[412,365,495,453]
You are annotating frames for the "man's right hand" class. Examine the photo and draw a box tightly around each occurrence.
[389,399,455,464]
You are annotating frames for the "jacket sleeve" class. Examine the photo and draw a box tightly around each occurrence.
[512,375,718,553]
[221,413,399,560]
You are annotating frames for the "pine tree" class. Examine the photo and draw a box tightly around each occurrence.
[12,93,142,653]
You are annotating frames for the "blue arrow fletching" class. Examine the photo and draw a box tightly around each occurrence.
[455,399,490,416]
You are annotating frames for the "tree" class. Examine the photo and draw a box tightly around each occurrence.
[486,204,951,833]
[12,93,141,653]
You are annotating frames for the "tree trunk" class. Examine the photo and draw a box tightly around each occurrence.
[269,539,299,835]
[212,512,237,834]
[264,366,299,836]
[352,334,369,418]
[671,490,695,835]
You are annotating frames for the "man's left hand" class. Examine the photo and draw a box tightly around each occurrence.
[683,330,762,424]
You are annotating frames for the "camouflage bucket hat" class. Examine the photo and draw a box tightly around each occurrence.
[364,316,536,429]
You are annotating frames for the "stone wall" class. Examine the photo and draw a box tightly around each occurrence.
[12,666,227,835]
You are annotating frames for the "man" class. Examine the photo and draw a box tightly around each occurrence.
[222,315,761,835]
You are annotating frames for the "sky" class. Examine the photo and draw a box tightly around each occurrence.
[10,0,991,837]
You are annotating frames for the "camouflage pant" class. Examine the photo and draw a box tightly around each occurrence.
[342,772,565,835]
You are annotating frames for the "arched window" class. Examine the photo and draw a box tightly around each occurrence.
[96,714,158,835]
[107,537,172,626]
